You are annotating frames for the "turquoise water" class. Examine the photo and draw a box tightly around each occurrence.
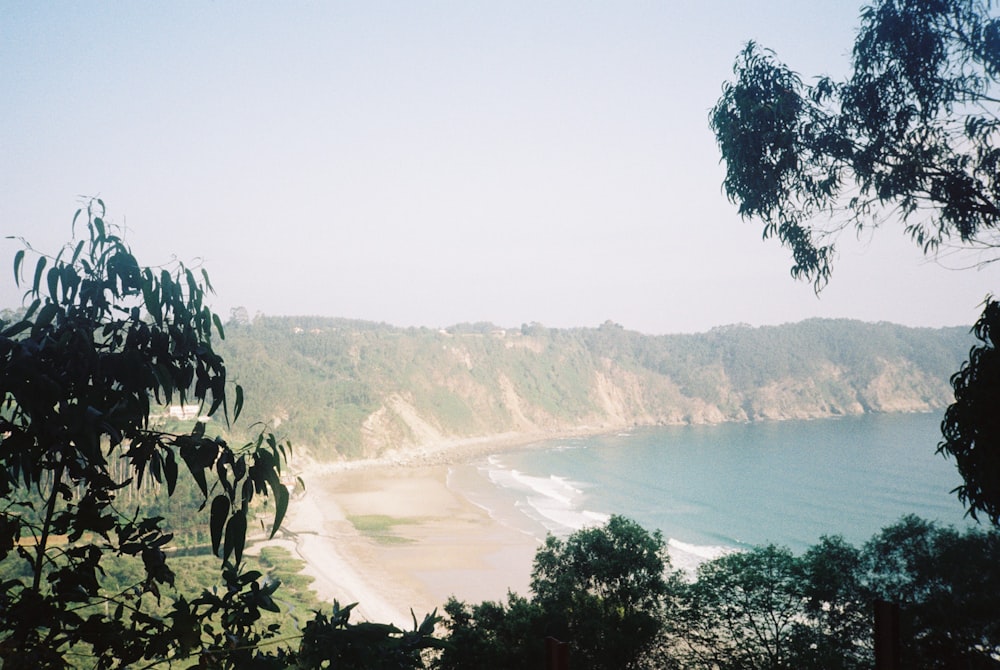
[447,413,972,570]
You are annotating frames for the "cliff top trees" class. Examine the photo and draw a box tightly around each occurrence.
[711,0,1000,524]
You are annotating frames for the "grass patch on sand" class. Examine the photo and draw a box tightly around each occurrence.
[348,514,420,545]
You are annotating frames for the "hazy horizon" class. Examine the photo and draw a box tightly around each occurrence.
[3,2,997,335]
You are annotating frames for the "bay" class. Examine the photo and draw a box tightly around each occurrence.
[447,412,973,571]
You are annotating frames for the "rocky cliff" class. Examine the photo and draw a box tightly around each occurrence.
[217,317,970,459]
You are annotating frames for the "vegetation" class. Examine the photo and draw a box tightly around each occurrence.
[711,0,1000,525]
[437,516,678,670]
[711,0,1000,289]
[439,515,1000,669]
[348,515,419,545]
[0,203,441,667]
[216,315,969,460]
[940,298,1000,524]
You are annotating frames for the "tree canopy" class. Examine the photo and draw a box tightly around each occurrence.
[940,300,1000,524]
[712,0,1000,525]
[0,202,441,668]
[437,515,678,670]
[711,0,1000,289]
[0,200,292,666]
[438,515,1000,669]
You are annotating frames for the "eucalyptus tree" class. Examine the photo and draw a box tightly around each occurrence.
[0,200,297,667]
[711,0,1000,524]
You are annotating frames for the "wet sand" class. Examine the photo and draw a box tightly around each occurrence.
[269,454,544,628]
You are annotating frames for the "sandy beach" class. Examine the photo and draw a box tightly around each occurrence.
[267,435,557,628]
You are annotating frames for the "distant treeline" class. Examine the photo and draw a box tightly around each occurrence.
[214,316,971,459]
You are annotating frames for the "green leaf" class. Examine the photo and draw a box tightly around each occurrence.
[201,268,215,294]
[233,385,244,423]
[32,303,59,336]
[210,495,228,556]
[32,256,46,295]
[13,250,24,286]
[46,266,59,304]
[70,239,85,264]
[141,270,162,325]
[223,509,247,564]
[61,266,80,303]
[273,482,289,538]
[185,268,198,300]
[163,449,178,496]
[180,444,210,498]
[23,298,40,321]
[212,312,225,340]
[1,320,31,338]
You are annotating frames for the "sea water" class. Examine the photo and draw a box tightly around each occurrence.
[446,412,973,572]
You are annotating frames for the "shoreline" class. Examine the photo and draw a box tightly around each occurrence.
[300,425,617,474]
[268,429,583,627]
[256,411,955,626]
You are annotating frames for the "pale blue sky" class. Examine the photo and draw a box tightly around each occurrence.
[2,2,995,334]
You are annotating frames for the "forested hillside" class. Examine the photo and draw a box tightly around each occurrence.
[215,316,970,460]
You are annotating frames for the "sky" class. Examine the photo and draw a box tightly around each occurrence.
[1,2,996,335]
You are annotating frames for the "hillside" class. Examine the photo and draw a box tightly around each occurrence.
[214,317,971,460]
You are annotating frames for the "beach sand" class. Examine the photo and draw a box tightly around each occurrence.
[270,456,542,628]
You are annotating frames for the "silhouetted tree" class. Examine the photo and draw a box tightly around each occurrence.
[437,516,681,670]
[940,300,1000,524]
[712,0,1000,523]
[0,201,441,668]
[862,515,1000,668]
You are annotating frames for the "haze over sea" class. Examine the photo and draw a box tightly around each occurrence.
[447,412,971,572]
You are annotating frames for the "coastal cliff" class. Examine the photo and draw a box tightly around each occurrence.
[216,317,969,459]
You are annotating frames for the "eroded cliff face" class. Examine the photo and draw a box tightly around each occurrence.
[218,317,969,459]
[355,352,956,457]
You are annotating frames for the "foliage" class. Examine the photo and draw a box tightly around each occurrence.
[0,201,291,667]
[712,0,1000,526]
[216,315,968,458]
[675,516,1000,669]
[293,601,444,670]
[711,0,1000,289]
[675,544,869,670]
[862,515,1000,668]
[530,515,678,670]
[440,515,1000,669]
[0,203,441,667]
[940,297,1000,524]
[437,515,680,670]
[797,536,871,667]
[436,594,544,670]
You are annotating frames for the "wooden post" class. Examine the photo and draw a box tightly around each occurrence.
[874,600,901,670]
[545,636,569,670]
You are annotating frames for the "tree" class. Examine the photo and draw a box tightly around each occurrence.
[797,536,871,668]
[436,516,680,670]
[0,201,441,668]
[862,515,1000,668]
[711,0,1000,523]
[294,600,444,670]
[531,515,679,670]
[940,299,1000,524]
[712,0,1000,288]
[676,545,824,670]
[436,593,545,670]
[672,520,1000,669]
[530,515,679,670]
[0,200,293,667]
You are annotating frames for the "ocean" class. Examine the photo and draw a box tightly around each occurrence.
[446,412,973,572]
